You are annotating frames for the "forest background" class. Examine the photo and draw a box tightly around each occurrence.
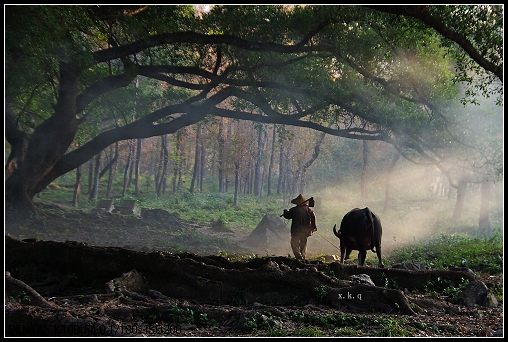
[4,5,503,258]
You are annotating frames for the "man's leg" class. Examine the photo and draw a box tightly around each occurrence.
[299,235,309,260]
[291,235,304,259]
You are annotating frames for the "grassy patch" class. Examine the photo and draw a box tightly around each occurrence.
[386,230,503,275]
[373,317,413,337]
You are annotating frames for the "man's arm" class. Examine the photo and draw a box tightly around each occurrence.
[310,209,317,231]
[282,208,292,219]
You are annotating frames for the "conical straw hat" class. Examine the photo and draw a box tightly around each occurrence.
[291,194,308,205]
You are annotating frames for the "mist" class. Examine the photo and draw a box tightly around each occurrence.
[263,159,504,262]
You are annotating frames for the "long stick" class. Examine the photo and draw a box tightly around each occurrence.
[314,231,341,251]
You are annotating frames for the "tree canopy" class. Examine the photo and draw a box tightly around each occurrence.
[4,5,503,212]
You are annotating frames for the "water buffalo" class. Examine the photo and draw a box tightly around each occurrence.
[333,207,384,267]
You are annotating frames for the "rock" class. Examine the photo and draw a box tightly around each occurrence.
[350,274,375,286]
[456,280,498,307]
[105,269,148,294]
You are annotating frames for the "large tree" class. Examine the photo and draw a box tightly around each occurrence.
[5,5,503,214]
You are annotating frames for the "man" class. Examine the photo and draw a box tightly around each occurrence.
[282,194,317,261]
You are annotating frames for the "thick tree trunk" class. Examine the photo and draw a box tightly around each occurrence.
[5,61,80,214]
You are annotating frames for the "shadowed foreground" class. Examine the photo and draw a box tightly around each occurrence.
[5,236,502,337]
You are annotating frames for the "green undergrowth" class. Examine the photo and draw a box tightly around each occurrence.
[386,229,503,275]
[27,187,504,279]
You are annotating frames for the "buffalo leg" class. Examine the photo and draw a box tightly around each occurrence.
[357,240,367,266]
[376,246,384,267]
[340,244,347,263]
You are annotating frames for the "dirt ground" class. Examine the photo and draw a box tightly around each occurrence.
[4,204,504,337]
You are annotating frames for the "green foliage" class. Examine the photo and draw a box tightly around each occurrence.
[388,231,503,275]
[8,291,31,304]
[289,312,364,328]
[373,317,413,337]
[323,266,336,278]
[156,191,281,228]
[489,282,503,301]
[336,327,364,336]
[239,312,282,332]
[217,251,260,262]
[5,5,502,223]
[424,277,470,301]
[313,285,328,303]
[141,305,217,327]
[264,328,289,337]
[294,327,326,337]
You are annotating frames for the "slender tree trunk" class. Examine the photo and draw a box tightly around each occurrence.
[494,182,502,226]
[383,151,400,212]
[479,178,491,233]
[245,158,252,195]
[134,138,142,196]
[106,142,119,198]
[157,135,169,197]
[225,119,232,194]
[155,136,164,195]
[99,144,118,178]
[199,136,205,193]
[234,161,240,207]
[87,159,94,195]
[190,124,202,193]
[452,179,468,220]
[361,139,369,202]
[297,132,326,194]
[218,119,226,193]
[177,131,185,191]
[89,151,101,200]
[127,140,135,189]
[172,131,183,193]
[285,153,293,195]
[447,183,454,199]
[267,125,276,196]
[172,154,178,193]
[435,173,445,197]
[162,136,169,195]
[277,143,284,195]
[122,140,135,198]
[254,124,264,196]
[72,165,82,207]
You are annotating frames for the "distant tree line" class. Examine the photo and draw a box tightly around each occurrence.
[5,5,502,233]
